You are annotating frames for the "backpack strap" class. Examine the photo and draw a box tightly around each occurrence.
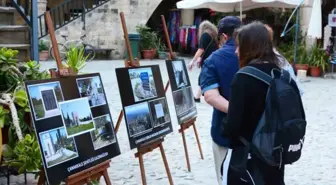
[237,66,272,85]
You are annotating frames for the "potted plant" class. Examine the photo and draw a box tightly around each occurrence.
[295,43,309,72]
[38,40,49,61]
[156,38,168,59]
[63,46,88,74]
[136,25,157,59]
[309,44,328,77]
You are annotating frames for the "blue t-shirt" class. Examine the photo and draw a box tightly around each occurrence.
[200,38,239,147]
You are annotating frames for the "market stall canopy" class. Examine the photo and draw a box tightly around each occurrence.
[307,0,322,39]
[176,0,302,13]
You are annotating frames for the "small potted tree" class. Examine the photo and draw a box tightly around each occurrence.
[309,44,328,77]
[156,38,168,59]
[136,25,157,59]
[295,44,309,72]
[38,40,49,61]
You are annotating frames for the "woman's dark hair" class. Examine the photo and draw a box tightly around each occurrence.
[235,21,280,68]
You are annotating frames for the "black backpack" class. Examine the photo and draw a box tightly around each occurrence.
[237,66,306,167]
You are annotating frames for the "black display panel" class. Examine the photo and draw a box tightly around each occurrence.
[115,65,173,149]
[166,59,197,124]
[25,73,120,185]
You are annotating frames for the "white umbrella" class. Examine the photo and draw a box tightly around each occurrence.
[307,0,322,38]
[177,0,302,19]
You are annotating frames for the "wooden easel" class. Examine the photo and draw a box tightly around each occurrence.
[37,11,113,185]
[161,15,204,172]
[117,12,173,185]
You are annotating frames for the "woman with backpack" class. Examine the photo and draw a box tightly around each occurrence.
[221,22,305,185]
[188,20,218,102]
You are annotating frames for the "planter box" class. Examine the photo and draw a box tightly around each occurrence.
[39,50,49,61]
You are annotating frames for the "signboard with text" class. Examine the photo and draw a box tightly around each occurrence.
[25,73,120,185]
[116,65,173,149]
[328,14,336,27]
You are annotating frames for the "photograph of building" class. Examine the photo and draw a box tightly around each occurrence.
[172,60,188,89]
[76,76,107,107]
[27,82,64,120]
[173,87,196,117]
[148,98,171,127]
[60,98,95,138]
[124,102,153,137]
[128,67,157,102]
[90,114,116,150]
[39,127,78,168]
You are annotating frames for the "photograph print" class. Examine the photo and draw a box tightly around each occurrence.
[172,60,188,89]
[27,81,64,121]
[128,67,157,102]
[76,76,107,107]
[125,102,153,137]
[90,114,116,150]
[39,127,78,168]
[148,98,171,127]
[173,87,196,116]
[60,97,95,138]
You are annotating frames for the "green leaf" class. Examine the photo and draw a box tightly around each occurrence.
[14,89,28,107]
[2,144,14,158]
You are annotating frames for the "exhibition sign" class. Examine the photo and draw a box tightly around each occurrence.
[166,59,197,124]
[25,73,120,185]
[116,65,173,149]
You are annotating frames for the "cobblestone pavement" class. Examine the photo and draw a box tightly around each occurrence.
[1,59,335,185]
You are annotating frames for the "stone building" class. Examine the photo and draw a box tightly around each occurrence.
[37,0,163,59]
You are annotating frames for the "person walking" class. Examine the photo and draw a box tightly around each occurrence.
[188,20,218,102]
[264,24,304,95]
[221,22,306,185]
[199,16,241,185]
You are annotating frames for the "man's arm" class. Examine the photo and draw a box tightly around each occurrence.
[199,57,229,113]
[204,88,229,113]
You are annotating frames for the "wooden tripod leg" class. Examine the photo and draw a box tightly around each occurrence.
[37,170,46,185]
[159,143,174,185]
[181,126,191,172]
[138,153,147,185]
[114,110,123,133]
[103,169,112,185]
[193,122,204,160]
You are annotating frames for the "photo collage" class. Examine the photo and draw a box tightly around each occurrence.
[166,59,197,124]
[25,74,119,185]
[116,65,173,149]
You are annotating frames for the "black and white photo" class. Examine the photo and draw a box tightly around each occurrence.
[172,60,188,88]
[60,98,95,138]
[27,82,64,120]
[148,98,171,127]
[173,87,195,116]
[124,102,153,137]
[39,127,78,168]
[129,67,157,102]
[76,76,107,107]
[90,114,116,150]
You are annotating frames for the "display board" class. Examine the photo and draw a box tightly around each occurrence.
[116,65,173,149]
[25,73,120,185]
[166,59,197,124]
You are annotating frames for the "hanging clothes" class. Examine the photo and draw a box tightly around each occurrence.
[179,26,198,53]
[168,10,181,45]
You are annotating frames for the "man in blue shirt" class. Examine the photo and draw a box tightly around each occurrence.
[200,16,241,185]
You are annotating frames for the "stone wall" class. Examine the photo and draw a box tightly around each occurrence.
[41,0,162,59]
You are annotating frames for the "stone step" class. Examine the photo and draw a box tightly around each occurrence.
[0,44,30,62]
[0,25,29,44]
[0,6,15,25]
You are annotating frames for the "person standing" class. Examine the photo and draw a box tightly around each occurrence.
[222,22,305,185]
[264,24,304,95]
[188,20,218,102]
[199,16,242,185]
